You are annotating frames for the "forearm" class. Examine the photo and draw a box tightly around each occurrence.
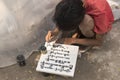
[56,37,103,46]
[72,38,103,46]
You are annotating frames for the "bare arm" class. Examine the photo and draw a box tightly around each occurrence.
[73,34,104,46]
[57,34,104,46]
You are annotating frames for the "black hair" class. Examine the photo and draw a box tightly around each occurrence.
[53,0,85,31]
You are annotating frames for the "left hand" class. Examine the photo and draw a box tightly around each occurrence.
[56,38,74,45]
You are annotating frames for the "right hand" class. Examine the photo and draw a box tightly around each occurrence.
[45,31,56,42]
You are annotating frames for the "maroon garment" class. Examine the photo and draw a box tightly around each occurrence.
[85,0,114,34]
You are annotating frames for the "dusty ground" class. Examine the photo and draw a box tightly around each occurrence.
[0,20,120,80]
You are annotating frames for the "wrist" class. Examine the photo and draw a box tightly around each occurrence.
[72,38,77,43]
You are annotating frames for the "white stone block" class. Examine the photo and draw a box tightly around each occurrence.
[36,42,79,77]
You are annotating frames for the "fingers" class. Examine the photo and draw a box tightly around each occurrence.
[45,31,56,42]
[45,31,52,42]
[72,33,78,38]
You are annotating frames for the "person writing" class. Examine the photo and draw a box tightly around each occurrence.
[45,0,114,46]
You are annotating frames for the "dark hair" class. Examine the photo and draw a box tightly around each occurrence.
[53,0,85,31]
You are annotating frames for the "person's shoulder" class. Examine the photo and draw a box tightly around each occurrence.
[85,0,107,6]
[85,0,109,12]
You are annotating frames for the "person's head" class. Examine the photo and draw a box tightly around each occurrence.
[53,0,85,31]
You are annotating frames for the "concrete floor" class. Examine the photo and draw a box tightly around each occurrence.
[0,20,120,80]
[1,0,120,68]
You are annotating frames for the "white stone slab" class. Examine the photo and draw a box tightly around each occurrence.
[36,42,79,77]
